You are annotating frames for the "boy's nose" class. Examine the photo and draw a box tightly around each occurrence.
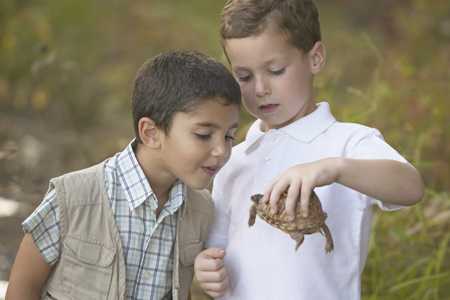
[211,140,229,160]
[255,76,271,97]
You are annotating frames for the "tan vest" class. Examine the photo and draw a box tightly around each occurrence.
[41,162,213,300]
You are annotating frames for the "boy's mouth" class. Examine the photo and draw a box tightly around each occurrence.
[202,166,220,176]
[259,103,279,114]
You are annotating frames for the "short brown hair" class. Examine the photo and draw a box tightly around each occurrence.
[220,0,321,53]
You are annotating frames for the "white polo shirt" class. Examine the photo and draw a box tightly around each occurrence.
[208,102,407,300]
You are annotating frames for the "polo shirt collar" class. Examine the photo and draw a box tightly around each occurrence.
[244,102,336,150]
[116,140,185,211]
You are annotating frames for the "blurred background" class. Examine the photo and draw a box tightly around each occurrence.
[0,0,449,299]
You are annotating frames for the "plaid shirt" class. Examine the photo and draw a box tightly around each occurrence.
[23,140,185,299]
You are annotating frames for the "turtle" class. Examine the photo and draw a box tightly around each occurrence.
[248,191,334,253]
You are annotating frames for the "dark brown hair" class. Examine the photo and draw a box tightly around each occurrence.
[132,50,241,142]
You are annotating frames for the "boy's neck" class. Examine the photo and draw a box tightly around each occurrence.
[154,193,169,218]
[135,143,176,210]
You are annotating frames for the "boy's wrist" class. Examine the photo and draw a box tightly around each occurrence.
[332,157,346,183]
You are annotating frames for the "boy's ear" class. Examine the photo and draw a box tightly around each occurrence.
[138,117,162,148]
[308,41,326,74]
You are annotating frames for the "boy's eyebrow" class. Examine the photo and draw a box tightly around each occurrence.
[195,121,239,129]
[233,58,282,71]
[233,66,249,72]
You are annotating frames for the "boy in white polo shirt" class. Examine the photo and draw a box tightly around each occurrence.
[194,1,424,299]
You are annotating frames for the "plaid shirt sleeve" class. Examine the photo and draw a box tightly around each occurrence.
[22,184,61,265]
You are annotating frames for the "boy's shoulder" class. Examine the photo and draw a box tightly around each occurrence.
[329,120,382,141]
[50,161,106,206]
[331,120,377,132]
[51,162,104,187]
[53,162,105,180]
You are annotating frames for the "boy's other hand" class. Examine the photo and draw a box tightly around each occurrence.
[261,158,341,219]
[194,247,229,298]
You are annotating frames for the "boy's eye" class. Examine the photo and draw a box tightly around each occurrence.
[195,133,212,140]
[237,76,251,82]
[225,128,237,142]
[235,72,252,82]
[225,134,235,141]
[270,68,285,75]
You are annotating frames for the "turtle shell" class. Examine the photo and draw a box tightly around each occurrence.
[253,191,327,232]
[249,191,334,252]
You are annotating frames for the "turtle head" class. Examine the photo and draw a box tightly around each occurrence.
[250,194,264,204]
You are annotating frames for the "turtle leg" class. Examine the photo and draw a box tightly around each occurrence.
[321,224,334,253]
[290,232,304,251]
[248,205,257,227]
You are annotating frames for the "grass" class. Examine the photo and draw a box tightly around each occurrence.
[362,191,450,300]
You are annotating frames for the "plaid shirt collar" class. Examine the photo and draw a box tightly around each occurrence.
[116,139,185,212]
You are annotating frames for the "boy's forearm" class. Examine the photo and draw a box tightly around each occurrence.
[335,158,424,206]
[6,288,42,300]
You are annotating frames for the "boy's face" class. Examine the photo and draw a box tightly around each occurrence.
[159,99,239,189]
[224,24,323,130]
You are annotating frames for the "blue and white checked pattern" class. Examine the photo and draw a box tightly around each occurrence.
[22,188,60,265]
[23,140,185,299]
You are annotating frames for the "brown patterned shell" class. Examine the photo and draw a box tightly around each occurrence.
[257,191,327,231]
[248,191,334,252]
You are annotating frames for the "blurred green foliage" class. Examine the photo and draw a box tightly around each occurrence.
[1,0,448,188]
[0,0,449,299]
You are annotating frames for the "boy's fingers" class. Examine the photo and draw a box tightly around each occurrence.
[195,248,225,272]
[201,247,225,259]
[196,265,230,298]
[195,256,224,272]
[269,179,289,213]
[205,289,227,299]
[202,279,229,298]
[300,185,312,217]
[261,178,278,204]
[261,189,272,204]
[195,264,228,283]
[285,181,301,219]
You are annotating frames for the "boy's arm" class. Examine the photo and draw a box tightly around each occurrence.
[194,170,232,298]
[263,158,424,218]
[335,158,423,204]
[194,248,229,298]
[6,234,52,300]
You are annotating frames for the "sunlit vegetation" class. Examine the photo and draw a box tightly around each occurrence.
[0,1,448,299]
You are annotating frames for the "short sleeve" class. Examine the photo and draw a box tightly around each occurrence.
[347,128,408,163]
[346,128,408,211]
[22,184,61,265]
[207,173,231,249]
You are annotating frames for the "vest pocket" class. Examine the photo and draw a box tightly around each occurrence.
[61,236,116,299]
[180,241,203,266]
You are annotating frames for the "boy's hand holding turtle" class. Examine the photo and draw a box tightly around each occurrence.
[261,158,341,219]
[262,157,423,220]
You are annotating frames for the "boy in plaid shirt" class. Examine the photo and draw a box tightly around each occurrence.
[7,50,241,299]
